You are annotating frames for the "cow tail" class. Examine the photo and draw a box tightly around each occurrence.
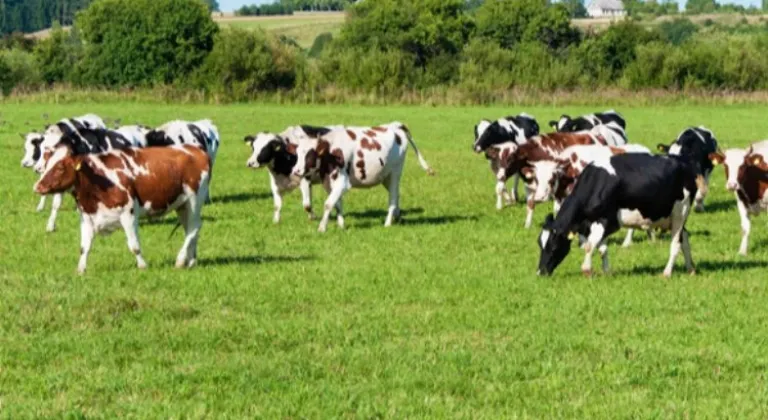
[400,125,435,176]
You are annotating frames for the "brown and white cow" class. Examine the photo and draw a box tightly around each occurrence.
[34,145,210,274]
[487,129,626,228]
[292,122,435,232]
[710,140,768,255]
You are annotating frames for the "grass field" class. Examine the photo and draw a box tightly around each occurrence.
[2,102,768,417]
[214,12,345,49]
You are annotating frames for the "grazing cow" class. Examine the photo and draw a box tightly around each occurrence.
[292,122,435,232]
[537,153,697,277]
[709,140,768,255]
[34,145,210,274]
[145,120,220,202]
[548,110,626,133]
[657,127,718,212]
[245,132,322,223]
[488,129,627,228]
[474,114,540,207]
[523,143,652,247]
[20,132,51,213]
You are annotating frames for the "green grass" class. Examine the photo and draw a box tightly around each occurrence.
[2,103,768,417]
[215,13,345,49]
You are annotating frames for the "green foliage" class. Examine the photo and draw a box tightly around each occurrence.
[236,2,293,16]
[561,0,587,18]
[474,0,579,50]
[308,32,332,58]
[579,21,660,79]
[2,0,91,34]
[206,0,218,11]
[685,0,717,14]
[658,18,698,45]
[33,24,82,84]
[193,28,304,99]
[76,0,218,87]
[317,44,418,92]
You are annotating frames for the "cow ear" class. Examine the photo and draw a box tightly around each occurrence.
[657,143,669,153]
[708,152,723,166]
[521,166,535,181]
[244,135,255,144]
[548,121,557,129]
[751,155,764,166]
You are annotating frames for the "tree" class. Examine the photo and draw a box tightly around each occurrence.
[77,0,218,86]
[474,0,579,50]
[561,0,587,18]
[685,0,716,14]
[206,0,219,11]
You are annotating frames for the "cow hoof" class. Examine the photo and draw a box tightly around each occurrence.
[46,225,56,233]
[694,205,705,213]
[318,226,327,233]
[36,205,45,212]
[662,271,672,278]
[77,267,86,275]
[175,260,186,269]
[688,269,696,276]
[581,269,592,277]
[187,259,196,268]
[738,251,748,257]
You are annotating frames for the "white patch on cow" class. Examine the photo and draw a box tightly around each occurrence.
[475,120,491,142]
[540,229,551,249]
[21,133,42,168]
[88,202,129,234]
[668,144,683,156]
[88,155,129,192]
[618,144,651,154]
[498,117,525,141]
[246,133,280,168]
[532,161,560,202]
[116,125,150,148]
[722,148,747,190]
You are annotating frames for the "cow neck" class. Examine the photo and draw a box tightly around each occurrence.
[738,166,768,205]
[272,150,297,176]
[552,195,583,235]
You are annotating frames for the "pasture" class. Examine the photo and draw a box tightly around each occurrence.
[214,12,345,48]
[2,102,768,417]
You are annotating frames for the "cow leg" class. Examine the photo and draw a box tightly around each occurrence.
[621,229,634,248]
[525,192,535,229]
[46,193,62,232]
[647,229,656,242]
[36,195,47,212]
[736,197,751,256]
[598,242,611,274]
[553,198,562,216]
[693,174,709,212]
[384,170,403,227]
[663,198,692,277]
[581,222,606,276]
[319,172,348,233]
[495,180,506,210]
[300,178,316,220]
[681,228,695,274]
[510,174,520,203]
[269,174,284,224]
[322,180,345,228]
[119,204,147,270]
[78,215,94,275]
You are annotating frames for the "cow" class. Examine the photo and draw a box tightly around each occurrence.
[473,114,540,206]
[28,114,110,232]
[657,126,718,212]
[548,110,626,133]
[33,145,210,274]
[537,153,697,277]
[292,122,435,232]
[245,132,321,223]
[709,140,768,256]
[145,120,220,203]
[487,129,627,228]
[522,143,652,247]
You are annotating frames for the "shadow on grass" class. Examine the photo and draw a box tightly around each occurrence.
[346,207,425,219]
[352,213,480,229]
[145,215,217,225]
[625,259,768,275]
[702,199,736,213]
[214,192,272,204]
[199,254,316,267]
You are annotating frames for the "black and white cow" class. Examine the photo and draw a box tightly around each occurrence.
[116,125,152,148]
[245,132,322,223]
[26,114,108,231]
[473,113,540,206]
[657,126,718,212]
[549,110,626,133]
[537,153,697,277]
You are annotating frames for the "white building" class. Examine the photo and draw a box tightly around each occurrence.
[586,0,626,17]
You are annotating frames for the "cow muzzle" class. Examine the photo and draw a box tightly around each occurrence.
[246,160,259,168]
[21,160,33,168]
[474,145,482,153]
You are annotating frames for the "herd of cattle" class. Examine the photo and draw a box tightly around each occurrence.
[18,110,768,276]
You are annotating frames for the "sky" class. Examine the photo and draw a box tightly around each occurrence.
[217,0,761,12]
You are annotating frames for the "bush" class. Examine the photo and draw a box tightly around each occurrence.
[308,32,333,58]
[194,28,305,99]
[76,0,218,87]
[34,25,83,84]
[658,18,698,45]
[474,0,580,50]
[317,45,419,93]
[0,48,42,89]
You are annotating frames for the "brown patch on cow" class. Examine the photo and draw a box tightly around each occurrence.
[80,247,84,255]
[394,134,402,146]
[356,159,367,181]
[364,130,377,138]
[579,159,589,168]
[286,142,297,154]
[485,147,500,160]
[372,126,388,133]
[570,152,578,163]
[360,138,382,151]
[537,133,594,153]
[695,175,708,197]
[357,150,364,159]
[593,135,608,146]
[379,158,384,166]
[609,146,626,155]
[346,130,357,140]
[331,171,339,181]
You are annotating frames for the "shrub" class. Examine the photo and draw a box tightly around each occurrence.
[474,0,580,50]
[317,45,419,93]
[76,0,218,87]
[308,32,333,58]
[658,18,698,45]
[33,25,83,84]
[0,48,42,89]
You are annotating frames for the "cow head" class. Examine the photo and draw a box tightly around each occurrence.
[527,159,570,203]
[473,114,538,153]
[712,148,767,192]
[34,149,80,195]
[21,132,44,168]
[245,133,295,169]
[537,213,573,276]
[549,115,571,132]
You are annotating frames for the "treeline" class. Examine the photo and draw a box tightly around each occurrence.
[4,0,768,102]
[1,0,91,34]
[236,0,352,15]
